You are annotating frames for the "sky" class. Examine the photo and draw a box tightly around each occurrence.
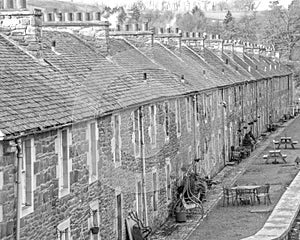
[65,0,294,10]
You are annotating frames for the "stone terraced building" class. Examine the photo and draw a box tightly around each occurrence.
[0,2,294,240]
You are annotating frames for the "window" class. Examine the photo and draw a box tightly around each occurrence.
[112,115,121,166]
[57,218,71,240]
[89,200,100,240]
[116,193,122,240]
[164,102,170,140]
[136,181,143,219]
[165,159,171,202]
[58,129,71,198]
[133,109,141,157]
[21,138,35,217]
[186,97,192,131]
[195,96,200,125]
[152,170,158,211]
[149,105,156,145]
[88,122,98,183]
[175,99,181,136]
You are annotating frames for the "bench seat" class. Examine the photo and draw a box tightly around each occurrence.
[293,141,298,144]
[263,155,268,159]
[282,154,287,159]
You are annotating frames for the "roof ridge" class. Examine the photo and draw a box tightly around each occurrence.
[0,33,48,67]
[121,37,163,68]
[156,41,184,63]
[183,44,207,63]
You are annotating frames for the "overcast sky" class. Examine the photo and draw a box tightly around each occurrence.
[65,0,293,10]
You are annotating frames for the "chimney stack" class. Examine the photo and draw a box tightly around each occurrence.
[0,8,43,59]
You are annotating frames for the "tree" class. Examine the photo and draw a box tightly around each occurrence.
[117,7,127,24]
[223,11,233,25]
[130,1,146,23]
[176,8,207,32]
[215,1,229,11]
[233,0,256,11]
[259,0,300,60]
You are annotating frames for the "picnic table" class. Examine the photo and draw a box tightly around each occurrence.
[230,185,261,205]
[263,150,287,164]
[273,137,298,149]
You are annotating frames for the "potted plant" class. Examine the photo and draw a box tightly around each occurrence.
[90,226,100,235]
[175,202,187,223]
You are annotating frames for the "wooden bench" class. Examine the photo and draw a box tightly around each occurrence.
[293,141,298,145]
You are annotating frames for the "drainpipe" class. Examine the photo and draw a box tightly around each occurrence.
[193,95,197,173]
[139,107,148,225]
[16,138,22,240]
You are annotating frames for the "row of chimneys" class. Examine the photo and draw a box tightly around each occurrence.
[43,12,101,22]
[42,12,271,50]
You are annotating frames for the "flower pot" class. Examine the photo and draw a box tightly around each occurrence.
[175,211,187,223]
[90,226,100,235]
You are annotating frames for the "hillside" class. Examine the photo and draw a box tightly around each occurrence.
[27,0,101,12]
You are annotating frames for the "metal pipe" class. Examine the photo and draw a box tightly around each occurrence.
[16,138,22,240]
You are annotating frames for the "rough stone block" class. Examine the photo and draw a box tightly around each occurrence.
[33,161,40,175]
[0,222,7,238]
[3,171,9,185]
[6,221,13,236]
[0,192,7,204]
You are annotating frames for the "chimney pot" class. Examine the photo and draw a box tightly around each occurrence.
[142,22,149,31]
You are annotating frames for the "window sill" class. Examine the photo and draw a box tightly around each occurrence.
[59,187,70,199]
[114,161,121,168]
[89,175,98,184]
[21,205,33,218]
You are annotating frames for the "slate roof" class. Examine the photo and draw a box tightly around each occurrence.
[0,29,293,137]
[0,31,193,136]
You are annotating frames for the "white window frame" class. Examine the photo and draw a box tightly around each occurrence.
[133,110,141,158]
[152,167,159,212]
[115,189,123,240]
[21,138,35,218]
[186,97,192,131]
[175,99,181,137]
[87,121,99,184]
[57,128,72,199]
[89,200,100,240]
[112,114,121,168]
[149,105,157,146]
[165,158,172,203]
[57,218,71,240]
